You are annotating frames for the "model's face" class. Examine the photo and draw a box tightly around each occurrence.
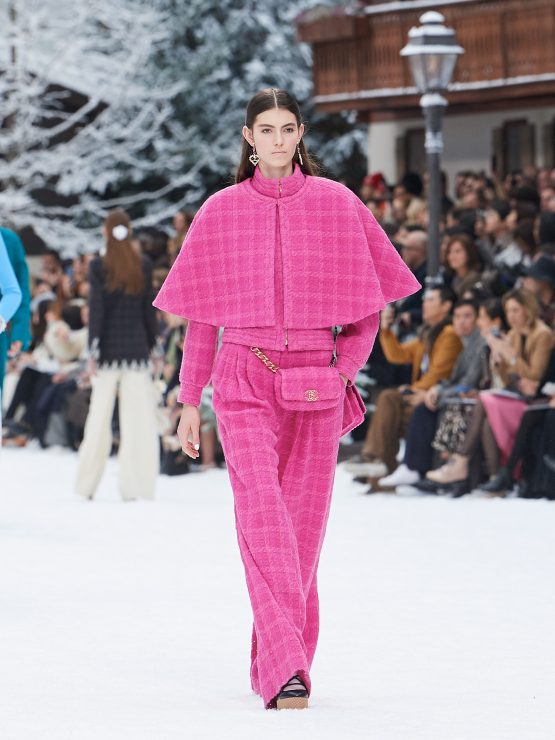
[243,108,304,169]
[453,305,477,337]
[422,289,449,325]
[401,232,426,269]
[446,241,469,272]
[477,306,502,337]
[485,209,502,234]
[173,212,186,231]
[505,298,527,331]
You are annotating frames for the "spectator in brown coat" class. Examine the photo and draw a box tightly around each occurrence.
[346,286,463,478]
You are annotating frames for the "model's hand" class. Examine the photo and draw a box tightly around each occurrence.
[518,378,539,397]
[488,334,516,364]
[178,404,201,459]
[424,385,439,411]
[380,306,395,331]
[339,373,348,386]
[87,357,98,377]
[8,340,22,358]
[407,389,426,407]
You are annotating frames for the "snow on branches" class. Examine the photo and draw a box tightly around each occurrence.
[0,0,366,256]
[0,0,192,254]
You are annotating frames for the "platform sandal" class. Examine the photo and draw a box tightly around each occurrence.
[276,674,309,710]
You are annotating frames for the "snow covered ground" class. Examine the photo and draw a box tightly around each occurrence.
[2,445,555,740]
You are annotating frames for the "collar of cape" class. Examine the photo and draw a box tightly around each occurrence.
[248,161,306,200]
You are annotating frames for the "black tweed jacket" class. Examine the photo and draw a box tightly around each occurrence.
[88,255,158,367]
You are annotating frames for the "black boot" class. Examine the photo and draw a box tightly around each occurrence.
[276,675,309,710]
[479,467,513,493]
[353,475,369,485]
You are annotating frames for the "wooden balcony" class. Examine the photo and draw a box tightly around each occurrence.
[296,0,555,120]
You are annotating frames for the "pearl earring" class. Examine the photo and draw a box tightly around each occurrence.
[297,142,304,166]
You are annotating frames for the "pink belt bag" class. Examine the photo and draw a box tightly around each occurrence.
[249,331,366,436]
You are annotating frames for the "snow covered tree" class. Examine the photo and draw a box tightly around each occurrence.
[0,0,366,254]
[160,0,367,202]
[0,0,191,254]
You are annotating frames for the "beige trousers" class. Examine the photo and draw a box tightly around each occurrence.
[75,368,159,500]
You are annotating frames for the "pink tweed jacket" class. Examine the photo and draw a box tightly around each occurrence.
[153,164,420,327]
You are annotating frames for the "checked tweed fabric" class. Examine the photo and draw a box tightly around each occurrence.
[152,163,420,708]
[211,343,346,709]
[153,164,421,328]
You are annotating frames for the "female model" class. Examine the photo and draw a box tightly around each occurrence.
[0,232,22,434]
[0,227,31,393]
[153,89,420,709]
[75,209,159,501]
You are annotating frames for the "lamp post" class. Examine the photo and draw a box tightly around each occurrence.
[401,11,464,287]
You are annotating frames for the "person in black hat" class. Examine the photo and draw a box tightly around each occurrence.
[523,254,555,328]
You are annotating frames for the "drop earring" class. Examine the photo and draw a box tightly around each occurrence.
[249,146,260,166]
[297,142,304,166]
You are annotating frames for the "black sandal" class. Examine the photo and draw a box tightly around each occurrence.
[276,674,309,710]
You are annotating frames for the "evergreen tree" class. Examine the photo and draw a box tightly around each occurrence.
[0,0,189,252]
[161,0,367,204]
[0,0,366,253]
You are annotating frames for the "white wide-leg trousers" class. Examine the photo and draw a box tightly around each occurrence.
[75,368,159,500]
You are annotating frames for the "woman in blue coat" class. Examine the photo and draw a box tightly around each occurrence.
[0,232,23,428]
[0,227,32,391]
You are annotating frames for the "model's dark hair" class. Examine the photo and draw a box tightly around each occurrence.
[103,208,144,295]
[235,88,320,183]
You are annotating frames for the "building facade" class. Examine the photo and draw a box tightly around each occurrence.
[297,0,555,188]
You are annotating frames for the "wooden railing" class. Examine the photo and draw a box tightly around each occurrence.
[298,0,555,100]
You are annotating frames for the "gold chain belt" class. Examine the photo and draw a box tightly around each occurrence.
[250,346,280,373]
[250,344,338,373]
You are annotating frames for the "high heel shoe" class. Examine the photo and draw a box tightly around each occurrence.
[276,674,309,710]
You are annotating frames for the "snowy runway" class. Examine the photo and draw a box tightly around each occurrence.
[2,446,554,740]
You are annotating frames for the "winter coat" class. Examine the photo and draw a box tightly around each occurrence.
[437,328,488,399]
[88,255,158,368]
[0,227,31,390]
[43,320,88,371]
[379,323,463,390]
[153,163,420,327]
[496,320,553,386]
[0,234,21,325]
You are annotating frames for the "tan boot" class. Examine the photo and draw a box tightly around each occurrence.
[426,454,469,484]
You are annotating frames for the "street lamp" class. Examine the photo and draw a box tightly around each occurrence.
[401,11,464,287]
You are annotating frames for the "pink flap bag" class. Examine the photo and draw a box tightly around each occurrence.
[275,365,344,411]
[250,331,367,436]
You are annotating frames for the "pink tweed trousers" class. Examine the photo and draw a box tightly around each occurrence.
[211,342,344,709]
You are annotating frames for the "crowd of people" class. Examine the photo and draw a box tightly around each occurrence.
[1,164,554,499]
[346,166,555,498]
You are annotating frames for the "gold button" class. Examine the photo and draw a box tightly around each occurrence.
[305,389,319,401]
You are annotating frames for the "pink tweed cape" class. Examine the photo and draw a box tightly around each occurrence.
[153,165,421,327]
